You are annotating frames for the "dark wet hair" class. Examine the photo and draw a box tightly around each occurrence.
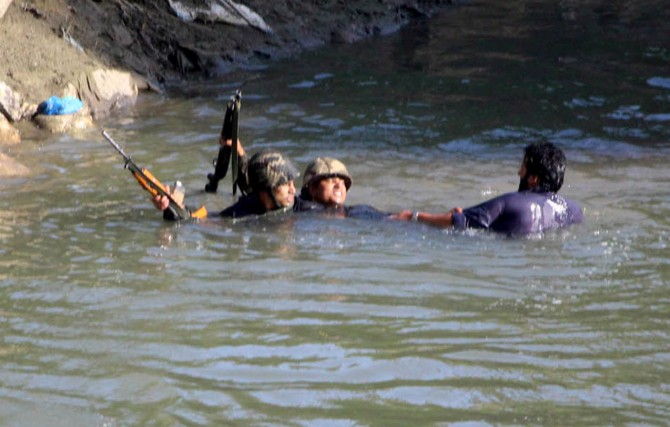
[523,142,566,192]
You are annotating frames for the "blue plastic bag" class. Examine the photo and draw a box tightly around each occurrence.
[37,96,84,115]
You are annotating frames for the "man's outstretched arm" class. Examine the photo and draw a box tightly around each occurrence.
[390,207,463,228]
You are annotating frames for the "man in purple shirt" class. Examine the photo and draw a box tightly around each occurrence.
[394,142,583,236]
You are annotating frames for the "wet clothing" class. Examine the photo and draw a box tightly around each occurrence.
[217,194,268,218]
[452,190,582,235]
[166,194,385,221]
[293,196,325,213]
[164,154,258,221]
[345,204,390,220]
[164,154,390,221]
[293,195,389,220]
[161,194,266,221]
[208,154,272,219]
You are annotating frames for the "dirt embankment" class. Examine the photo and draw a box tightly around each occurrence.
[0,0,455,175]
[1,0,455,115]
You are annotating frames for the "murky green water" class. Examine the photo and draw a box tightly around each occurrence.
[2,1,670,426]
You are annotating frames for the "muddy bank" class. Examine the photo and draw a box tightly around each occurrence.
[0,0,456,175]
[2,0,668,175]
[0,0,456,117]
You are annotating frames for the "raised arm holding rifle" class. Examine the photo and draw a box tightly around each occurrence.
[151,89,300,220]
[153,147,299,220]
[205,90,244,194]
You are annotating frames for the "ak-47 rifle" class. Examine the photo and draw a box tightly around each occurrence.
[205,90,241,194]
[102,130,207,220]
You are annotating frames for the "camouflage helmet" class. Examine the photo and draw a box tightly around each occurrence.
[302,157,353,190]
[246,150,299,192]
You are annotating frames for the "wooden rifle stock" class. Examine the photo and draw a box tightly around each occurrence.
[102,130,207,220]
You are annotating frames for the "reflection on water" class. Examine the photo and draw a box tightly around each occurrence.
[2,0,670,425]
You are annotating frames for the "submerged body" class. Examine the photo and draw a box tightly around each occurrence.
[157,147,298,221]
[453,190,582,235]
[296,157,390,220]
[294,196,389,220]
[218,194,275,218]
[393,142,583,236]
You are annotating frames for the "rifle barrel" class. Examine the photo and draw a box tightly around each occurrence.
[102,130,131,163]
[101,129,193,220]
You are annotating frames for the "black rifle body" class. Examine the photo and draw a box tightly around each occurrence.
[205,91,241,193]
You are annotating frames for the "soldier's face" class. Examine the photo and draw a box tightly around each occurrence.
[309,176,347,207]
[273,181,296,208]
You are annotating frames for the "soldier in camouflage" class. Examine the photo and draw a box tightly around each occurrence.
[153,147,299,220]
[218,150,299,218]
[295,156,389,219]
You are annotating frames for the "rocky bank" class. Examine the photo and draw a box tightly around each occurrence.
[0,1,455,124]
[0,0,456,176]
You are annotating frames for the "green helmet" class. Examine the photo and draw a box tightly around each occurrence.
[247,150,299,192]
[301,157,353,190]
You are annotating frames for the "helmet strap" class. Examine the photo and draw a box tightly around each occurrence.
[258,187,281,211]
[269,188,281,210]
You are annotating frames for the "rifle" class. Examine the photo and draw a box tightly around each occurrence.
[205,90,241,194]
[102,130,207,220]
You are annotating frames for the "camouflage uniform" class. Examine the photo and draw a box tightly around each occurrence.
[163,150,299,221]
[216,150,299,219]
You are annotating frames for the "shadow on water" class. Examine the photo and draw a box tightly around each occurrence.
[2,0,670,426]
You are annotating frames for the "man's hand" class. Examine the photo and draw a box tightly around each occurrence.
[389,210,413,221]
[219,137,246,157]
[152,184,174,211]
[389,207,464,227]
